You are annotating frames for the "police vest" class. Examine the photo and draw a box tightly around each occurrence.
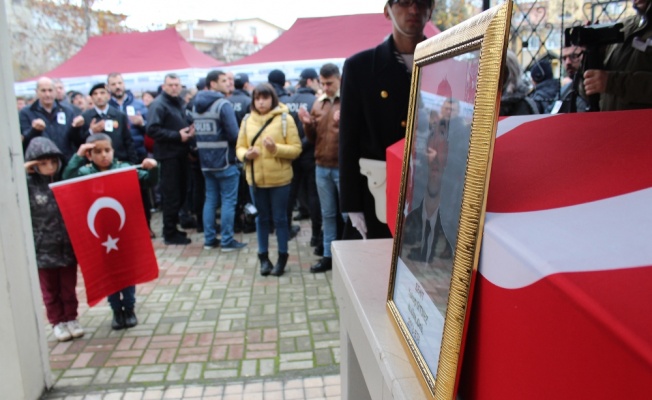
[190,98,232,171]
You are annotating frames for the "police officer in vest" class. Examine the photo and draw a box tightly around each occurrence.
[229,73,253,127]
[190,70,247,252]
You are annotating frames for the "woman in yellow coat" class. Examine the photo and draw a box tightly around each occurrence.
[236,83,302,277]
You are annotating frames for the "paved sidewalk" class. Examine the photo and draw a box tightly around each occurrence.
[41,213,341,399]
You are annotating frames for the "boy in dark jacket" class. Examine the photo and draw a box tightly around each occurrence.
[24,137,83,342]
[63,134,158,330]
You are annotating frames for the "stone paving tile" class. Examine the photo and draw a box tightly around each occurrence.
[41,213,342,398]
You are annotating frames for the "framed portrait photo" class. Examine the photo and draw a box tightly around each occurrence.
[386,2,513,399]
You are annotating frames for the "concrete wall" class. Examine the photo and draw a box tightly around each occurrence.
[0,2,52,399]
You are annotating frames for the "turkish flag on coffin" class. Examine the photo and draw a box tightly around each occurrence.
[50,168,158,307]
[457,110,652,399]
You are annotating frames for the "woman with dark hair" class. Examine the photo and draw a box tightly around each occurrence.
[236,83,302,277]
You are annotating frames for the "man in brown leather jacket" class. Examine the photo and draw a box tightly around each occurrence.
[299,63,342,273]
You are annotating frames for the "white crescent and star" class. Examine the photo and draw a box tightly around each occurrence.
[87,197,126,254]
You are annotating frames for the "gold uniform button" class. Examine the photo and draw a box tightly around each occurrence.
[401,120,407,128]
[381,90,389,99]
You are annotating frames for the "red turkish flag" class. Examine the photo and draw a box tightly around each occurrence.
[385,110,652,398]
[50,168,158,307]
[458,110,652,399]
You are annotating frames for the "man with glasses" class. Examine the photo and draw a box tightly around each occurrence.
[557,45,588,113]
[339,0,434,239]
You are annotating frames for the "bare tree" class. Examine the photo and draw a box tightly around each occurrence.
[432,0,471,30]
[9,0,129,80]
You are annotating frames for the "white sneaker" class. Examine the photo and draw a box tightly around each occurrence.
[53,322,72,342]
[66,320,84,338]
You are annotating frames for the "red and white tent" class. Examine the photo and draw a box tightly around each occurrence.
[14,29,222,96]
[226,13,440,84]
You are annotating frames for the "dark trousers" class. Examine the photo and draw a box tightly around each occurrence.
[182,160,205,229]
[288,157,322,237]
[159,156,190,238]
[38,266,78,325]
[107,285,136,311]
[141,182,152,226]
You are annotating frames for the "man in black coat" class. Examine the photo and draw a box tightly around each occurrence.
[339,0,434,239]
[146,73,195,245]
[286,68,323,249]
[229,73,253,127]
[268,69,291,104]
[20,77,84,160]
[80,83,138,164]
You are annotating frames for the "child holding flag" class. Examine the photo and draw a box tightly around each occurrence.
[24,137,84,342]
[64,133,158,330]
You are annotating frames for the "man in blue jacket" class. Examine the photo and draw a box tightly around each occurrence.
[20,77,84,160]
[107,73,149,161]
[190,70,246,252]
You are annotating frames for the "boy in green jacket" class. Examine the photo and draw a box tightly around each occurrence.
[64,133,158,330]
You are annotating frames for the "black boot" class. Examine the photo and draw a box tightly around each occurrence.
[259,252,273,276]
[111,309,125,330]
[271,253,289,276]
[310,257,332,273]
[124,308,138,328]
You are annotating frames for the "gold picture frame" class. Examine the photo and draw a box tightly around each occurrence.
[386,2,513,399]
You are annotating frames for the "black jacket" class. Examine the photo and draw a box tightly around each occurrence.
[285,87,317,161]
[20,100,82,161]
[24,137,76,269]
[146,92,192,160]
[228,89,252,127]
[270,83,292,104]
[339,35,416,238]
[500,83,539,116]
[81,106,139,164]
[528,78,560,113]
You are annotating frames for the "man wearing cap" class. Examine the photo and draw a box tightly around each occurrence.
[268,69,291,103]
[339,0,434,240]
[299,63,343,272]
[527,58,559,114]
[229,73,253,126]
[20,76,85,160]
[81,83,138,164]
[286,68,322,253]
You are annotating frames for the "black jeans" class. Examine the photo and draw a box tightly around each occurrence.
[159,156,190,238]
[287,156,322,237]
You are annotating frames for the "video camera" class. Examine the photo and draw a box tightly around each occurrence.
[564,23,624,112]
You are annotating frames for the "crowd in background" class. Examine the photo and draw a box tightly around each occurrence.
[13,0,651,344]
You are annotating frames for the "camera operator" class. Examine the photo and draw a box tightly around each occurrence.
[583,0,652,111]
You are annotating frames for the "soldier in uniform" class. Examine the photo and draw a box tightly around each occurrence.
[339,0,434,239]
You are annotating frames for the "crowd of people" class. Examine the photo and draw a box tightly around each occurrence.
[16,0,651,342]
